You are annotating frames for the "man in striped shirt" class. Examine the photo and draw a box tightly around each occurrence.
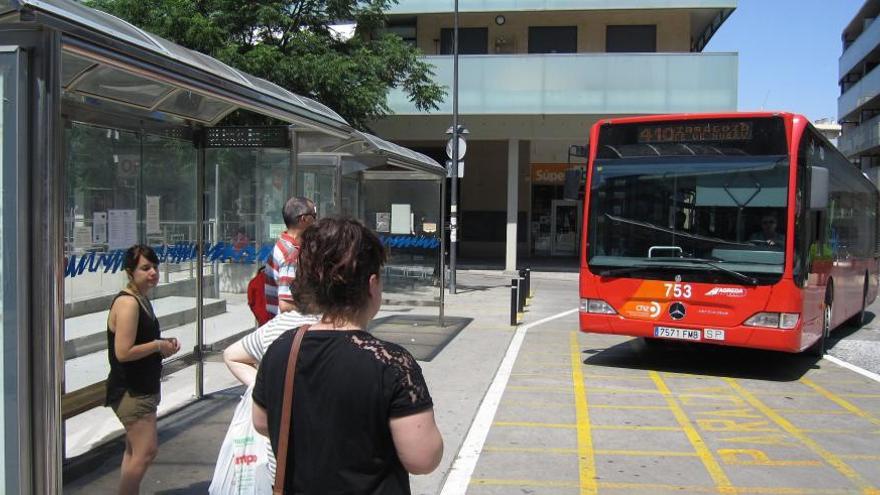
[264,197,316,316]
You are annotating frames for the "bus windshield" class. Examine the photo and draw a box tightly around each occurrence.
[587,154,790,282]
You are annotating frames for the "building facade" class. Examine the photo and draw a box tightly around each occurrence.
[839,0,880,182]
[371,0,739,269]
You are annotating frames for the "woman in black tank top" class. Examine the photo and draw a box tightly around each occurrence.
[106,245,180,494]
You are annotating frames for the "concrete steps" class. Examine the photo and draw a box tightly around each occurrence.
[64,301,256,392]
[63,296,226,360]
[64,275,217,318]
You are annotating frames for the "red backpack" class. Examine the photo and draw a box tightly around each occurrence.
[247,266,273,326]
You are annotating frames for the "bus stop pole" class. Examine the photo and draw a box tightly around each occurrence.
[449,0,459,294]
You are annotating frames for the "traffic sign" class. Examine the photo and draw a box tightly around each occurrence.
[446,160,464,178]
[446,136,467,160]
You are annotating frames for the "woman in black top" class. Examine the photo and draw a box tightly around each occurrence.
[106,244,180,494]
[253,217,443,494]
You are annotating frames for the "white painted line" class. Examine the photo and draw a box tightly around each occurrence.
[823,354,880,384]
[438,308,579,495]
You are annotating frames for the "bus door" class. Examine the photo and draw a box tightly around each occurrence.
[551,199,581,256]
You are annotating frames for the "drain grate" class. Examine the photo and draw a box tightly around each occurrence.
[367,315,471,361]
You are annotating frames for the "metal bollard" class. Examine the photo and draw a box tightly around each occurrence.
[518,275,526,313]
[525,267,533,300]
[519,268,531,306]
[510,278,519,326]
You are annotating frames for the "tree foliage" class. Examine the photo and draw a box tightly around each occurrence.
[85,0,445,129]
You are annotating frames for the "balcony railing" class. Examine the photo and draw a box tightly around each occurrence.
[839,114,880,158]
[387,0,735,14]
[387,53,737,116]
[839,63,880,121]
[840,16,880,80]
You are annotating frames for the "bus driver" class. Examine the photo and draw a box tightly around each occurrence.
[749,214,785,248]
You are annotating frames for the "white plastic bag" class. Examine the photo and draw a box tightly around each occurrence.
[209,385,273,494]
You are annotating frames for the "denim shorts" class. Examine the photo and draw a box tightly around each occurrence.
[110,390,160,425]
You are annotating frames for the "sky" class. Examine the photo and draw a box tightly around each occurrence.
[705,0,864,123]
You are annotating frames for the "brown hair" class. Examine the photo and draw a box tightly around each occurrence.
[123,244,159,277]
[292,217,386,323]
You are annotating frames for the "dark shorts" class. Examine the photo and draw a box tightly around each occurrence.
[110,390,160,426]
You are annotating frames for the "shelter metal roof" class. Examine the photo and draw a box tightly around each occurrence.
[356,131,445,177]
[2,0,350,131]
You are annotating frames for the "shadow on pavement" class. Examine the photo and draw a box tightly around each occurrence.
[155,481,211,494]
[583,337,820,382]
[64,387,243,492]
[827,311,875,349]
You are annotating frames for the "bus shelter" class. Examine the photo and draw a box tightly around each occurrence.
[0,0,445,492]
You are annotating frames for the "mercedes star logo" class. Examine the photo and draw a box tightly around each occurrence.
[668,302,686,320]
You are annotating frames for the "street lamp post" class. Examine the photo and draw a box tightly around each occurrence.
[450,0,460,294]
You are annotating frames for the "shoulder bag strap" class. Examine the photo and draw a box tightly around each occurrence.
[273,325,310,495]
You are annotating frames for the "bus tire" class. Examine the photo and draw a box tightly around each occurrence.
[849,275,869,327]
[808,285,833,357]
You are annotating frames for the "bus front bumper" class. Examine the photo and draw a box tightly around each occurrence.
[578,312,805,353]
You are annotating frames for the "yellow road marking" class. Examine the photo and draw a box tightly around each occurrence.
[493,421,574,429]
[471,479,856,494]
[482,446,697,457]
[724,378,879,495]
[650,371,735,494]
[492,421,681,432]
[839,454,880,460]
[602,483,855,494]
[584,373,653,381]
[590,404,672,411]
[800,378,880,427]
[500,399,571,408]
[471,478,579,488]
[718,448,821,466]
[507,385,572,392]
[482,446,578,455]
[773,408,850,415]
[570,331,597,495]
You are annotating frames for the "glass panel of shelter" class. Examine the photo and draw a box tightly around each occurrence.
[56,49,445,466]
[61,119,201,459]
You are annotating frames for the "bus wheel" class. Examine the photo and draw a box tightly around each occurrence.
[808,286,833,357]
[849,276,869,327]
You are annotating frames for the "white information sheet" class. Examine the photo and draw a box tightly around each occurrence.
[108,209,138,250]
[73,226,92,250]
[391,204,412,234]
[269,223,286,239]
[93,212,108,244]
[146,196,161,234]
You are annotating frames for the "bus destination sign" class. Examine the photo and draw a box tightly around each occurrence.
[638,121,752,143]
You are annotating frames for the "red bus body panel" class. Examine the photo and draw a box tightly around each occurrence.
[578,112,879,353]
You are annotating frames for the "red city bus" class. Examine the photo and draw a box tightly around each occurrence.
[579,112,880,354]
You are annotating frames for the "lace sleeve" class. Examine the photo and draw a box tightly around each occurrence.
[350,334,433,417]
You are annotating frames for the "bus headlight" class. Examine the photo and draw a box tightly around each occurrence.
[580,298,617,314]
[744,312,799,329]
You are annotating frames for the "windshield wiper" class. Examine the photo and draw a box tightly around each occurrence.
[604,214,753,247]
[598,265,662,278]
[646,257,759,286]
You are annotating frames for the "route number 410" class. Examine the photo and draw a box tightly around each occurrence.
[664,283,692,299]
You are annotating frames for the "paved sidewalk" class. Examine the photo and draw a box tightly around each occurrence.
[63,269,576,494]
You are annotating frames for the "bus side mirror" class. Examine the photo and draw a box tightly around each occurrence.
[810,166,829,209]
